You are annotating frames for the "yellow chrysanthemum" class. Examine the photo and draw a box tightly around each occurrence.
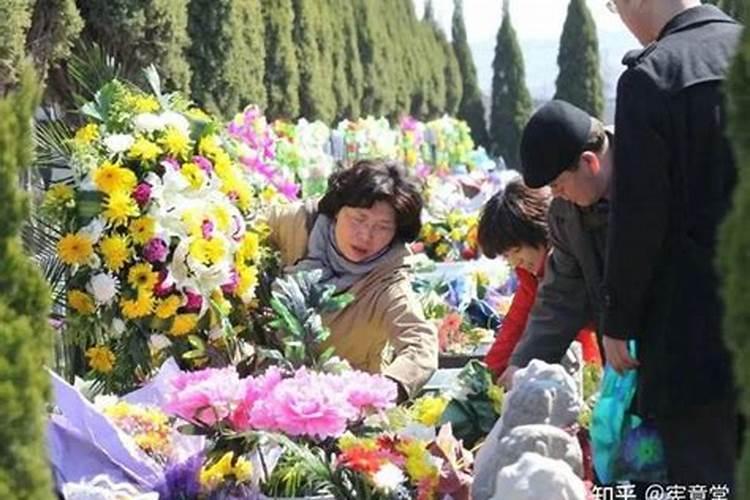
[398,440,438,483]
[198,135,223,159]
[449,228,464,242]
[128,262,159,291]
[73,123,100,145]
[132,95,160,113]
[129,137,162,162]
[338,434,378,452]
[180,162,206,190]
[154,295,182,319]
[199,452,252,489]
[186,108,210,122]
[129,216,156,245]
[57,232,94,265]
[238,233,260,262]
[160,127,191,159]
[103,190,140,227]
[260,186,278,204]
[411,395,449,426]
[180,207,203,237]
[435,243,451,258]
[94,162,138,195]
[170,313,198,336]
[233,457,253,482]
[99,234,131,272]
[211,205,232,233]
[68,290,96,315]
[86,346,116,373]
[212,151,233,177]
[189,237,226,265]
[236,264,258,299]
[44,183,75,209]
[120,292,155,319]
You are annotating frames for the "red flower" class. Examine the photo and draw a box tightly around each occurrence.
[338,446,387,475]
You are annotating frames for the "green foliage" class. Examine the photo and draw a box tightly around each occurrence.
[26,0,83,84]
[442,38,463,117]
[335,0,364,120]
[187,0,266,118]
[420,1,447,119]
[0,65,54,500]
[264,270,353,371]
[262,0,300,120]
[718,20,750,500]
[452,0,489,148]
[489,1,532,169]
[77,0,191,92]
[354,0,396,117]
[292,0,336,123]
[554,0,604,118]
[0,0,33,93]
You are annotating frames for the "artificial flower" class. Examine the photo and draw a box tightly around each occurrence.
[57,232,94,266]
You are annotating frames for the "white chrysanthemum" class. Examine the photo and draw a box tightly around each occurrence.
[80,217,107,244]
[160,111,191,135]
[87,273,120,305]
[111,318,126,338]
[372,463,406,493]
[148,334,172,352]
[103,134,135,154]
[133,113,165,133]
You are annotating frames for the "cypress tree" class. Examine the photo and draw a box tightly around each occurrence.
[380,0,410,118]
[327,0,351,121]
[554,0,604,118]
[293,0,335,122]
[355,0,394,117]
[25,0,83,87]
[489,1,532,169]
[77,0,191,92]
[719,0,744,22]
[452,0,489,147]
[441,33,463,116]
[718,16,750,500]
[0,0,33,93]
[188,0,266,118]
[263,0,299,120]
[0,65,54,500]
[337,0,364,119]
[421,1,447,118]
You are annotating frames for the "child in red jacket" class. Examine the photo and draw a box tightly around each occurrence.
[478,179,601,378]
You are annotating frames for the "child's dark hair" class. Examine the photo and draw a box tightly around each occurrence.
[478,179,551,258]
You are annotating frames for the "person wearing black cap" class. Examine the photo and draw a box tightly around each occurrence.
[498,99,613,388]
[602,0,741,490]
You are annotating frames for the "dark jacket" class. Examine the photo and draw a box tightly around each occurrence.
[602,6,742,417]
[510,197,609,368]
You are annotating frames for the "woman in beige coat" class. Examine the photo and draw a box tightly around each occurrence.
[266,159,438,399]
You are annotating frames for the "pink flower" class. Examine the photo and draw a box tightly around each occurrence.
[144,238,169,263]
[221,269,239,295]
[132,182,152,206]
[201,219,214,239]
[333,371,398,413]
[161,158,180,171]
[192,155,213,175]
[184,290,203,312]
[229,366,284,431]
[250,368,356,439]
[166,367,244,426]
[154,270,175,297]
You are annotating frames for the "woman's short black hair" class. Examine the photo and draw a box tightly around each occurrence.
[478,179,551,258]
[318,159,423,241]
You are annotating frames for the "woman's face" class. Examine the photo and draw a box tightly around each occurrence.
[503,244,547,275]
[334,201,397,262]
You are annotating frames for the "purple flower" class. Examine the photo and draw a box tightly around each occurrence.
[201,219,214,240]
[221,269,239,295]
[154,270,175,297]
[277,180,300,200]
[157,454,203,500]
[400,115,418,131]
[161,157,180,171]
[193,155,213,175]
[132,182,152,206]
[184,290,203,312]
[143,238,169,263]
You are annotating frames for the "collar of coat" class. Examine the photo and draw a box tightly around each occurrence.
[658,4,738,40]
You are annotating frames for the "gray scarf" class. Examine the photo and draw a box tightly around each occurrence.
[287,214,401,292]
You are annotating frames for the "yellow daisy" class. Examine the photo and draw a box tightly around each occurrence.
[94,162,137,195]
[120,292,154,319]
[44,183,75,209]
[68,290,96,315]
[129,137,162,162]
[198,135,222,158]
[189,237,226,265]
[160,127,191,159]
[99,234,131,272]
[57,232,94,265]
[236,264,259,298]
[238,233,260,262]
[128,262,159,291]
[73,124,100,145]
[129,216,156,245]
[180,162,205,190]
[86,346,116,373]
[103,190,140,227]
[170,313,198,336]
[154,295,182,319]
[132,95,160,113]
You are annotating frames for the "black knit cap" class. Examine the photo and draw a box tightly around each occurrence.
[520,99,593,188]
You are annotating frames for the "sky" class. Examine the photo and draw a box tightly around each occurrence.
[411,0,640,105]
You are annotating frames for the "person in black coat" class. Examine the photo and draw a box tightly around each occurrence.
[602,0,742,489]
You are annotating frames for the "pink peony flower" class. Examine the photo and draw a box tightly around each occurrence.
[229,366,284,431]
[334,371,398,413]
[250,368,356,439]
[165,367,244,426]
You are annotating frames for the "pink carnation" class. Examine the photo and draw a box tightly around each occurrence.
[229,366,284,431]
[132,182,152,206]
[165,367,244,426]
[250,368,356,439]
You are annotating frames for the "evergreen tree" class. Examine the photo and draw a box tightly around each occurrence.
[452,0,489,147]
[77,0,191,92]
[0,1,34,93]
[0,65,54,500]
[354,0,395,117]
[293,0,335,122]
[421,1,446,118]
[327,0,351,121]
[263,0,299,120]
[380,0,411,118]
[554,0,604,118]
[442,38,463,117]
[489,1,532,169]
[719,0,744,21]
[718,16,750,500]
[188,0,266,118]
[337,0,364,119]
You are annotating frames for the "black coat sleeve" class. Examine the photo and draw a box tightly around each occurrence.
[602,67,671,339]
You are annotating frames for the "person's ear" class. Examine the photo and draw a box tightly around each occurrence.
[580,151,601,175]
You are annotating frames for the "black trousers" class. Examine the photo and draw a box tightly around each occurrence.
[655,397,739,496]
